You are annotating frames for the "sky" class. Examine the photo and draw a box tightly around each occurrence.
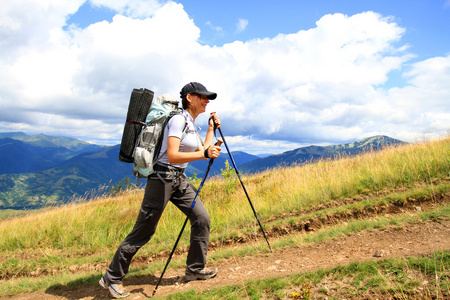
[0,0,449,155]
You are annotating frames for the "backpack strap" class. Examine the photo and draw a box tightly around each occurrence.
[152,112,189,168]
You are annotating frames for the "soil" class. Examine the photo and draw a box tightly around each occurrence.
[4,217,449,300]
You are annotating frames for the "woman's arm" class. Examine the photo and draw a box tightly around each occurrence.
[166,136,204,164]
[166,113,222,164]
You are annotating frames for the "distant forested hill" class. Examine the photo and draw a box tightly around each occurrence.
[0,132,104,174]
[239,135,407,173]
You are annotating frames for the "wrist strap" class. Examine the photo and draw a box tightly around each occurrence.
[204,146,210,159]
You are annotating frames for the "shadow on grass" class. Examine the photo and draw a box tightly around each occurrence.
[45,273,183,299]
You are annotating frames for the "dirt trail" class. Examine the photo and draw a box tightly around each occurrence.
[4,219,449,300]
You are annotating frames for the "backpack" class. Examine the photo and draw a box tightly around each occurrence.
[119,88,154,163]
[131,93,188,178]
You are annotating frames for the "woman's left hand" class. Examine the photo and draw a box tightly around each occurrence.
[209,112,221,129]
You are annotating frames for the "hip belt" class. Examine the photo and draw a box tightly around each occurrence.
[150,162,185,182]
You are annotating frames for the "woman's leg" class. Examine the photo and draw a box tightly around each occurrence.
[105,178,172,283]
[171,177,210,274]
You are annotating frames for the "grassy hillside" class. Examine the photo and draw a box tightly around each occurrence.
[0,134,401,210]
[0,136,448,298]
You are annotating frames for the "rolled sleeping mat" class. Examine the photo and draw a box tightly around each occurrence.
[119,88,154,163]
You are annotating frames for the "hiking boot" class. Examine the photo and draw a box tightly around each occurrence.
[99,274,130,299]
[185,268,218,281]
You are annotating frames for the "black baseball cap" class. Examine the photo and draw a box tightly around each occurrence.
[180,82,217,100]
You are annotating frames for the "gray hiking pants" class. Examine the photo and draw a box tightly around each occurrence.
[105,173,210,284]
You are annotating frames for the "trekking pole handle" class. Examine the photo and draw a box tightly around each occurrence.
[206,139,222,164]
[209,112,220,130]
[205,139,222,160]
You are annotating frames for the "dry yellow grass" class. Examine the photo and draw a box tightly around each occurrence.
[1,136,448,255]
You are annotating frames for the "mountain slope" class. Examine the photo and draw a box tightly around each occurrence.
[0,138,61,174]
[0,145,134,209]
[186,151,260,178]
[239,135,407,173]
[0,132,103,152]
[0,132,104,163]
[0,134,405,210]
[0,144,257,209]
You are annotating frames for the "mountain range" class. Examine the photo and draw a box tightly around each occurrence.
[0,132,406,210]
[238,135,405,173]
[0,132,104,174]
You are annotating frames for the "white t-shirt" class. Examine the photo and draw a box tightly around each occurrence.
[157,110,202,169]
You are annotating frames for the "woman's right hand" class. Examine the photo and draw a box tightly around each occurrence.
[204,140,222,159]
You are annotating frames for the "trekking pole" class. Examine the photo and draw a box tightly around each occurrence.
[152,140,222,298]
[217,127,272,252]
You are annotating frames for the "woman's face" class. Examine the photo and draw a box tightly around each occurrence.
[189,94,209,114]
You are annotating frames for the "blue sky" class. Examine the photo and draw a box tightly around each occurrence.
[1,0,449,155]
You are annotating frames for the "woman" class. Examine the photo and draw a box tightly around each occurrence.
[99,82,222,299]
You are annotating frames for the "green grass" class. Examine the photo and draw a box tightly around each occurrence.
[0,136,449,297]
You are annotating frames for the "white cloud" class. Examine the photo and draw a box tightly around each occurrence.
[0,0,83,59]
[0,2,448,154]
[0,1,200,134]
[236,18,248,33]
[385,54,450,137]
[205,12,414,144]
[206,21,223,32]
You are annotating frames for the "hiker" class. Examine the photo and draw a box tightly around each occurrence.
[100,82,222,299]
